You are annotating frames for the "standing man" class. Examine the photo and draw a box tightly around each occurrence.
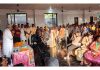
[30,24,36,45]
[24,23,31,45]
[3,24,13,65]
[0,30,3,57]
[13,25,21,43]
[58,25,66,49]
[20,24,26,42]
[49,27,57,58]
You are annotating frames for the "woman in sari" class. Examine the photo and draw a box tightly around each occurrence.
[84,35,100,65]
[75,33,93,65]
[67,32,82,66]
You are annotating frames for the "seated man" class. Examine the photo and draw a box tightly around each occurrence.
[68,32,82,55]
[67,32,82,66]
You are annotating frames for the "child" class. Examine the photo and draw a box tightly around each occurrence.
[0,56,8,66]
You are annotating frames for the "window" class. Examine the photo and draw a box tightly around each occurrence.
[44,13,57,27]
[7,13,27,24]
[8,14,14,24]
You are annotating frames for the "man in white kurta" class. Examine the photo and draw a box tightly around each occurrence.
[20,27,26,42]
[3,25,13,58]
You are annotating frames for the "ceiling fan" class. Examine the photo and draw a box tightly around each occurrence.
[57,6,68,12]
[88,7,92,12]
[16,4,20,12]
[61,6,68,12]
[16,4,25,13]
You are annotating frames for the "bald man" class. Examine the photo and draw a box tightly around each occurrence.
[3,24,13,65]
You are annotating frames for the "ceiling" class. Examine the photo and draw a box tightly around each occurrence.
[0,4,100,10]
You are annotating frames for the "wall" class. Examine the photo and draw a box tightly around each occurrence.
[0,9,99,31]
[34,10,83,26]
[35,10,100,26]
[0,9,15,31]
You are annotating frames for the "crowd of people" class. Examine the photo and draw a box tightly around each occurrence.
[0,21,100,66]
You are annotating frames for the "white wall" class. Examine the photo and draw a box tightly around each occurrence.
[0,9,99,31]
[35,9,100,26]
[0,9,15,31]
[35,10,83,26]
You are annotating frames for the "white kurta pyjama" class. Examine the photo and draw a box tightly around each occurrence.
[3,28,13,57]
[20,28,26,42]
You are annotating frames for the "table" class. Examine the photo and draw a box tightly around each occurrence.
[12,47,35,66]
